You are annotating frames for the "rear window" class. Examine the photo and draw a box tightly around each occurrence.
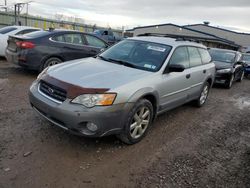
[0,27,17,34]
[24,31,50,38]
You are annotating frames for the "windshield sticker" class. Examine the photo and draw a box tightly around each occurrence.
[147,46,166,52]
[144,64,157,69]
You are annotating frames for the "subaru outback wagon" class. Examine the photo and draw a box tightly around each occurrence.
[29,36,215,144]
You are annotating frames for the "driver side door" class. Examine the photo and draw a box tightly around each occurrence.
[158,46,192,111]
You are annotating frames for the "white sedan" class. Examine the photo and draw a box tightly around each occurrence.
[0,26,40,57]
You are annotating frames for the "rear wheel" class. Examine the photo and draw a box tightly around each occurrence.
[117,99,153,145]
[41,57,62,71]
[194,81,210,107]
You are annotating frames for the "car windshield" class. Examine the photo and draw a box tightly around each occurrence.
[98,39,172,72]
[0,27,17,34]
[209,49,236,63]
[242,54,250,62]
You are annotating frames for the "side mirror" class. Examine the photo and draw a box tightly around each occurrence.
[168,64,185,73]
[100,48,105,52]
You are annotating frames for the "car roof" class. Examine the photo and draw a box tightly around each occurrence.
[129,36,207,48]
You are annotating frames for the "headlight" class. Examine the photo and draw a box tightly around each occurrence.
[217,68,231,73]
[71,93,117,108]
[37,67,49,79]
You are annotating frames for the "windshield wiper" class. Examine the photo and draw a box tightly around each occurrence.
[98,56,137,68]
[98,55,111,62]
[106,58,137,68]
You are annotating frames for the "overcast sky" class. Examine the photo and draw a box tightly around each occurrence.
[4,0,250,32]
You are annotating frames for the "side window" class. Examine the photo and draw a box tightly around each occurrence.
[188,47,202,67]
[52,35,65,42]
[169,47,190,68]
[63,33,84,45]
[85,35,106,48]
[198,48,211,64]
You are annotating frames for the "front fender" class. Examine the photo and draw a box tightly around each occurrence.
[127,87,159,105]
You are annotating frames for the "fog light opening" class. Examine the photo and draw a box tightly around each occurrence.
[86,122,98,132]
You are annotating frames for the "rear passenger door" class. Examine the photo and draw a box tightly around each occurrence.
[187,47,207,99]
[61,33,89,60]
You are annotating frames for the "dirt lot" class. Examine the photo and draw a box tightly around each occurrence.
[0,59,250,188]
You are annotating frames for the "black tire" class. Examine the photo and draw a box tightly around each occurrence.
[117,99,153,145]
[245,73,248,78]
[236,71,244,82]
[41,57,62,71]
[225,74,234,89]
[193,81,210,107]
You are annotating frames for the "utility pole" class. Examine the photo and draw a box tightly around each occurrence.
[4,0,7,12]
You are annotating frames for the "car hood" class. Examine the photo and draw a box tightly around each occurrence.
[214,61,232,70]
[47,57,151,90]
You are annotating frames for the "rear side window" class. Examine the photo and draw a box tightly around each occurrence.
[198,48,211,64]
[188,47,202,67]
[52,35,65,42]
[85,35,106,48]
[0,27,17,34]
[64,33,84,45]
[169,47,190,68]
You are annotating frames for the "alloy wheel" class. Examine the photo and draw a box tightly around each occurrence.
[130,106,151,139]
[200,85,209,105]
[229,75,234,88]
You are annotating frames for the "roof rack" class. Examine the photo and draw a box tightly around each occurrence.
[137,33,201,43]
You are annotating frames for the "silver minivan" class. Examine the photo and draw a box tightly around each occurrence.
[29,36,215,144]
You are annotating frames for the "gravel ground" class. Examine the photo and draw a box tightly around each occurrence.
[0,59,250,188]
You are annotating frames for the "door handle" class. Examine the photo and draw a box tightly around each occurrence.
[203,70,206,73]
[186,74,191,79]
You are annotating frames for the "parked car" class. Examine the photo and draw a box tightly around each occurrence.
[209,48,244,88]
[0,25,40,57]
[240,46,250,53]
[29,36,215,144]
[241,53,250,77]
[6,29,109,72]
[93,29,122,44]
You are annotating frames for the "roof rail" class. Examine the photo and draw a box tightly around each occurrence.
[137,33,202,43]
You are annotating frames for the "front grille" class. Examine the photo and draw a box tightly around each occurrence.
[39,80,67,102]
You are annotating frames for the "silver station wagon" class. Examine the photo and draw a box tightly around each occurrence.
[29,35,215,144]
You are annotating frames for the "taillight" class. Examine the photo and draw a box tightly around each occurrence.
[16,41,35,49]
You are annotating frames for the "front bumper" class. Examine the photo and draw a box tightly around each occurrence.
[29,81,134,137]
[214,72,231,84]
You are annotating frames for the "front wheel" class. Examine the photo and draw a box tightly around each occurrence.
[225,74,234,89]
[237,71,244,82]
[117,99,153,145]
[194,82,210,107]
